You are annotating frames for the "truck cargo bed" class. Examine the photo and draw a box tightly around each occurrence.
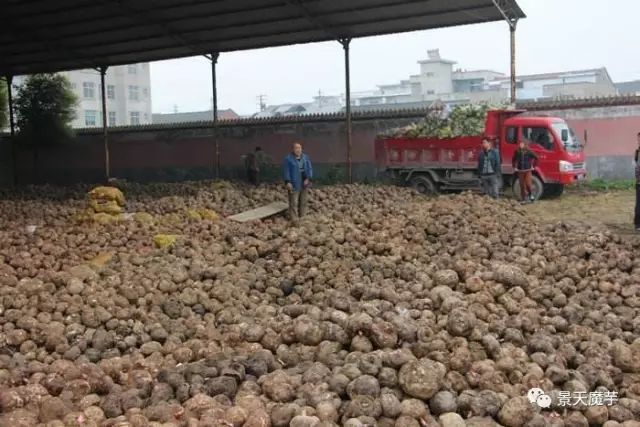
[376,135,483,171]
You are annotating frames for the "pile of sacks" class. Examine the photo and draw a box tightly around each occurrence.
[79,186,126,224]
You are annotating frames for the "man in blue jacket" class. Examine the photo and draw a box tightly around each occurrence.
[283,142,313,221]
[477,138,501,199]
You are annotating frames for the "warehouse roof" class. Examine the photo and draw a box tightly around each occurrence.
[0,0,524,76]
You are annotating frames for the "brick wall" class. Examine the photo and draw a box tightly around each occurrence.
[1,103,640,185]
[0,116,418,185]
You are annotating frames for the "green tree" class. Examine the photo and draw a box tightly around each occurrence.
[0,79,7,130]
[13,73,77,179]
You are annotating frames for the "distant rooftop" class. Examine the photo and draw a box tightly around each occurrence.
[616,80,640,95]
[501,67,611,82]
[418,48,456,65]
[152,109,239,124]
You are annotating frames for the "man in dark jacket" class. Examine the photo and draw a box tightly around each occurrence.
[283,142,313,221]
[635,132,640,231]
[477,138,501,199]
[245,147,262,186]
[512,140,539,203]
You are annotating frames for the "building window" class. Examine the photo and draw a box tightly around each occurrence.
[129,111,140,125]
[142,87,149,98]
[128,64,137,74]
[83,82,95,98]
[426,72,435,77]
[108,111,116,126]
[427,90,435,95]
[128,85,139,101]
[84,110,97,127]
[144,113,149,122]
[107,85,115,99]
[71,83,77,90]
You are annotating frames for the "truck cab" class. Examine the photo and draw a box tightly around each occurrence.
[498,113,586,198]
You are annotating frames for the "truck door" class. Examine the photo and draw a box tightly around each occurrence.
[501,126,519,173]
[522,126,557,180]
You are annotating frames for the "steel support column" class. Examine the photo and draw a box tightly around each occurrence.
[491,0,519,105]
[99,66,110,182]
[340,38,352,184]
[509,21,517,105]
[211,53,220,178]
[6,76,17,185]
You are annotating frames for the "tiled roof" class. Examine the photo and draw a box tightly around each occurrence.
[152,109,239,124]
[6,95,636,136]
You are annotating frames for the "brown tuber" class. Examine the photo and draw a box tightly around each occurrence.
[0,182,638,426]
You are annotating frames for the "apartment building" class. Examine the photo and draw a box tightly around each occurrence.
[14,63,152,128]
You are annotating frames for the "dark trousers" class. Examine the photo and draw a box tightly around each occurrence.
[480,174,500,199]
[247,170,258,186]
[635,184,640,227]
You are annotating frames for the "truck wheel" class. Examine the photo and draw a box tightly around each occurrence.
[512,175,544,201]
[542,184,564,199]
[410,175,438,196]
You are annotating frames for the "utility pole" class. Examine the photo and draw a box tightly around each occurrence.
[339,37,353,184]
[257,95,267,112]
[509,20,517,104]
[210,52,220,178]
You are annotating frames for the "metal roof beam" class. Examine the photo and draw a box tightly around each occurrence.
[0,0,525,76]
[283,0,344,39]
[491,0,520,27]
[99,0,212,61]
[0,2,297,54]
[0,12,100,71]
[5,0,282,28]
[2,0,471,42]
[2,6,502,74]
[0,1,494,56]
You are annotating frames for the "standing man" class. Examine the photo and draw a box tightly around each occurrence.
[283,142,313,221]
[245,146,263,186]
[512,140,539,203]
[477,138,501,199]
[635,132,640,231]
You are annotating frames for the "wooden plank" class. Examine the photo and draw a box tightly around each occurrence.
[228,201,289,223]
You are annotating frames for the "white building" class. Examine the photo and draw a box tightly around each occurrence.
[14,63,152,128]
[256,49,620,116]
[349,49,505,108]
[475,68,617,102]
[409,49,456,100]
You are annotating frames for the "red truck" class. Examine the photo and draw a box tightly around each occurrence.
[375,109,587,199]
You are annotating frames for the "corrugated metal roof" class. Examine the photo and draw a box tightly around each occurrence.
[0,0,524,76]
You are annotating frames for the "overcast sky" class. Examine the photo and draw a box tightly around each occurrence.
[150,0,640,116]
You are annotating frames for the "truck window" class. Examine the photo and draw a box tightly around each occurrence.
[523,127,554,151]
[506,127,518,144]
